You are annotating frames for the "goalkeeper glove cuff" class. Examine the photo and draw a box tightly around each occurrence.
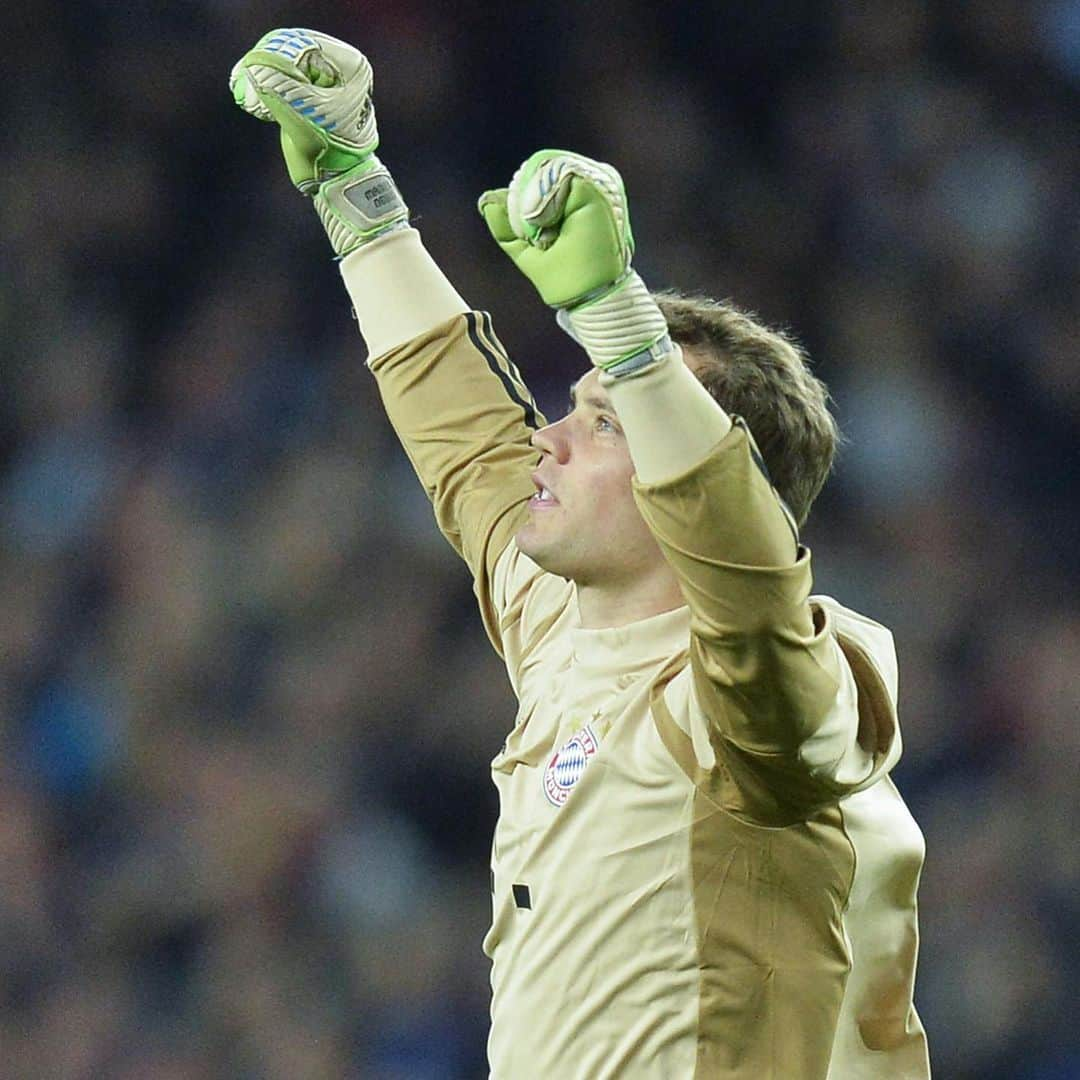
[558,270,675,377]
[314,156,410,257]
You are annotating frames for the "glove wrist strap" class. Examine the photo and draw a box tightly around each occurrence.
[598,333,678,380]
[314,156,410,257]
[561,271,675,374]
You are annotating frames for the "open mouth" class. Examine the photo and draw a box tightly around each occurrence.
[529,475,559,507]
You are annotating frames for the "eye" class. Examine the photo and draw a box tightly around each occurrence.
[595,415,617,433]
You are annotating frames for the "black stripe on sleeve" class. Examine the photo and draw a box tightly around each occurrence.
[480,312,545,428]
[465,311,539,430]
[478,312,529,393]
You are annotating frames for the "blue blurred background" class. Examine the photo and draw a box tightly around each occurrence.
[1,2,1077,1077]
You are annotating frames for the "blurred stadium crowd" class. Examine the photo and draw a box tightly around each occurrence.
[1,1,1077,1077]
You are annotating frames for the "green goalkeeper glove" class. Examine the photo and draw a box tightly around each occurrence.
[479,150,674,376]
[229,28,409,256]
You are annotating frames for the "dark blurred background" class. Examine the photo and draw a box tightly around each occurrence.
[1,1,1077,1077]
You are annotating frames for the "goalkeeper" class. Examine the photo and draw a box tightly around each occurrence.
[231,29,930,1079]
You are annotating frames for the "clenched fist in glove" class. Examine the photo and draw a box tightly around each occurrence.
[479,151,676,377]
[230,28,409,255]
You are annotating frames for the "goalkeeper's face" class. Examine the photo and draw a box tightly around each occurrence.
[517,369,667,590]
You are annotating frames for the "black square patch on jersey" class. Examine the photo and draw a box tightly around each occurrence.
[512,883,531,910]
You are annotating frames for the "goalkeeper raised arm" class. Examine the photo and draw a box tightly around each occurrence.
[231,29,930,1079]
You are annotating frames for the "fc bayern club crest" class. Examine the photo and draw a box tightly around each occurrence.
[543,724,599,808]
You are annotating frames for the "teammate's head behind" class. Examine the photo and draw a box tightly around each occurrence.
[656,291,839,526]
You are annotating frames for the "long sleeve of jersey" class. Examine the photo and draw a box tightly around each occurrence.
[368,312,547,653]
[614,356,896,820]
[340,237,547,660]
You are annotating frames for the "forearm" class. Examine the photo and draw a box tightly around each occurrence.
[339,228,469,359]
[340,227,542,661]
[629,394,798,573]
[602,349,731,484]
[339,226,541,579]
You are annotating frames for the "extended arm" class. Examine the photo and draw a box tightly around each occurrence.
[230,30,547,651]
[481,151,877,809]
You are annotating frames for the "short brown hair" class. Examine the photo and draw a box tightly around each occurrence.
[654,291,839,526]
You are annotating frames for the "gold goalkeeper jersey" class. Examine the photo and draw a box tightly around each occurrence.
[368,311,930,1080]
